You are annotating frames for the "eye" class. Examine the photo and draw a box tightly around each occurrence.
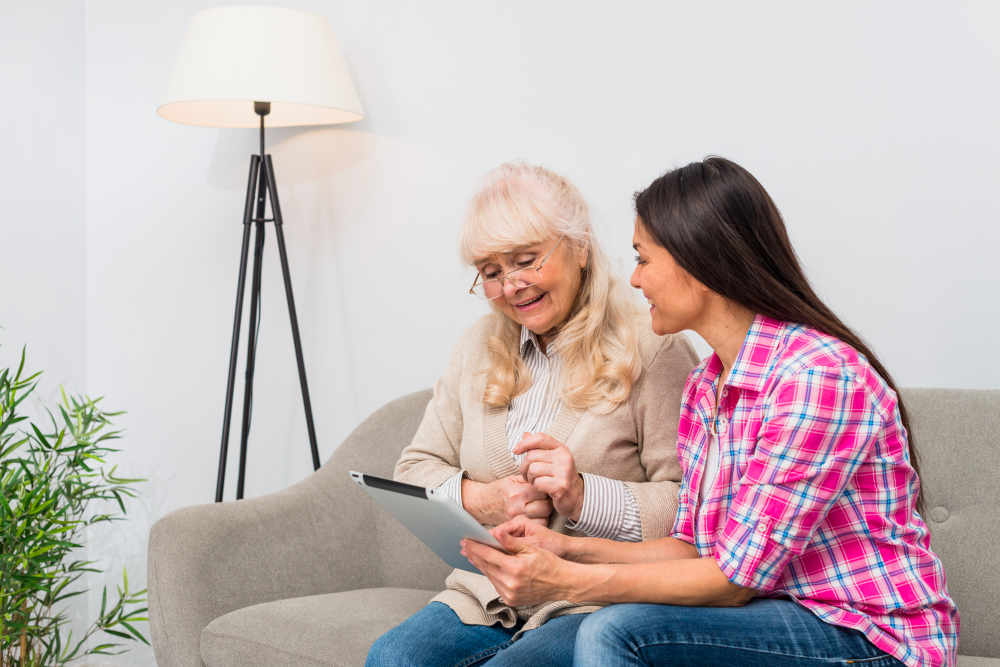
[634,255,648,266]
[513,254,537,267]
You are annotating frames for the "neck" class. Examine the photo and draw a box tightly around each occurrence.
[694,299,756,376]
[537,330,555,354]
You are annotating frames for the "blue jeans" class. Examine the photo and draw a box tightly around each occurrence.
[574,598,905,667]
[366,602,587,667]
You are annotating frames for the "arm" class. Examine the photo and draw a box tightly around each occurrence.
[464,364,881,607]
[461,529,755,607]
[512,334,699,534]
[394,320,552,525]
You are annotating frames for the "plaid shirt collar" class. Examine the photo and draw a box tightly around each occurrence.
[702,314,788,395]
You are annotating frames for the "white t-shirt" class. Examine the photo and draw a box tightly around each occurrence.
[698,432,720,505]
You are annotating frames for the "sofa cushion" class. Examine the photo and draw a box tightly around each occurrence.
[200,587,436,667]
[959,657,1000,667]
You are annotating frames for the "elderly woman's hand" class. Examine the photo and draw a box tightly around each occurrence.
[462,476,553,526]
[513,433,586,521]
[461,531,574,607]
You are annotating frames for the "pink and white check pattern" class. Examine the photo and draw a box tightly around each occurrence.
[671,315,959,667]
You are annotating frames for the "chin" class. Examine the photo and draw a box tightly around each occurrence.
[649,316,678,337]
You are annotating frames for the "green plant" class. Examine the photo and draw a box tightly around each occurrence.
[1,349,148,667]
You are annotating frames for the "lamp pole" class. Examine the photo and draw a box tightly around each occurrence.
[215,101,321,503]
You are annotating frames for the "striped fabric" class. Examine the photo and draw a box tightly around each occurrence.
[439,327,642,542]
[671,315,959,667]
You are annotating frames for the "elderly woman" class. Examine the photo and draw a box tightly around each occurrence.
[365,161,699,667]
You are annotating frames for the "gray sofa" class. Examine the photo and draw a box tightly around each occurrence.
[148,388,1000,667]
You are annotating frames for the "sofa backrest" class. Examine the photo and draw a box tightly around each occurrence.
[336,388,1000,658]
[329,389,453,591]
[903,388,1000,659]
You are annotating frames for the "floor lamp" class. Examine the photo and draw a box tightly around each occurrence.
[157,7,364,502]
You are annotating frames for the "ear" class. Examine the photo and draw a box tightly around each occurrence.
[578,231,590,269]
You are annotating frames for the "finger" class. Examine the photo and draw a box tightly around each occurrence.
[490,517,527,540]
[523,498,553,519]
[512,433,564,456]
[530,476,573,499]
[518,451,556,479]
[522,461,557,486]
[495,530,533,555]
[461,539,509,573]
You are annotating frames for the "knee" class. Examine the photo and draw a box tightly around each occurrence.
[575,606,644,666]
[366,625,406,667]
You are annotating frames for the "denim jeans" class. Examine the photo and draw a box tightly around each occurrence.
[574,598,906,667]
[366,602,588,667]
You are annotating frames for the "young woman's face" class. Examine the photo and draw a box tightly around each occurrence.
[475,234,587,337]
[630,218,708,336]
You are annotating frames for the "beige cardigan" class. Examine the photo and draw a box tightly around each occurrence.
[394,314,700,635]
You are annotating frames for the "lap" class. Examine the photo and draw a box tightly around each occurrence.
[366,602,586,667]
[485,612,587,667]
[575,598,904,667]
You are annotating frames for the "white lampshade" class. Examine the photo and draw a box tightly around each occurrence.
[158,6,364,128]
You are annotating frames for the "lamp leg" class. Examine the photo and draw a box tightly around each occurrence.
[235,168,270,500]
[263,155,321,471]
[216,155,261,503]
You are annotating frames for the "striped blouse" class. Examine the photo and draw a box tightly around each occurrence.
[439,326,643,541]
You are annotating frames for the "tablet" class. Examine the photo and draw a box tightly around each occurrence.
[349,471,509,574]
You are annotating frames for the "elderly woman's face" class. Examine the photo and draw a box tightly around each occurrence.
[476,234,587,339]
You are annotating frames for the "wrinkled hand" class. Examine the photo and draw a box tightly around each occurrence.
[513,433,585,521]
[490,515,572,560]
[461,530,572,607]
[466,475,553,526]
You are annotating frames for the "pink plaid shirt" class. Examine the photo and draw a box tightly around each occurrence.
[671,315,959,667]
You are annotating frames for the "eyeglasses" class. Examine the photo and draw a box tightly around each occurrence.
[469,234,565,301]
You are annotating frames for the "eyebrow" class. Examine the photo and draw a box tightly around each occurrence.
[475,245,541,267]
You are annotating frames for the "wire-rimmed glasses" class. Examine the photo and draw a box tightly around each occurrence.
[469,234,565,300]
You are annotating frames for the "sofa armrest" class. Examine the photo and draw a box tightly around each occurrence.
[148,464,385,667]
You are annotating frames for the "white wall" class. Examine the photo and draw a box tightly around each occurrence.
[0,2,87,402]
[3,1,999,664]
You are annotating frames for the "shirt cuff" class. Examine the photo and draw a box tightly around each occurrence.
[436,470,468,508]
[566,473,643,542]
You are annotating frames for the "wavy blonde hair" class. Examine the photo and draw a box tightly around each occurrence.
[460,161,647,412]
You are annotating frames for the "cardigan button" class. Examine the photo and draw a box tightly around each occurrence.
[929,506,950,523]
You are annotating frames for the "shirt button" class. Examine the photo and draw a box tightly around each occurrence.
[722,388,729,397]
[756,523,767,533]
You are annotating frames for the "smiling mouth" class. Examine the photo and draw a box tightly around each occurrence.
[514,293,545,308]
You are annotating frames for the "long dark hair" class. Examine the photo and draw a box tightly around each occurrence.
[635,156,924,514]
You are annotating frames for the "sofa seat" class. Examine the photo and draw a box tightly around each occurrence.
[960,658,1000,667]
[200,588,436,667]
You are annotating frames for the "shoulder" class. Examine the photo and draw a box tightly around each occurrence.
[452,313,500,352]
[441,314,498,374]
[629,319,702,403]
[772,323,864,378]
[767,323,894,416]
[633,318,702,371]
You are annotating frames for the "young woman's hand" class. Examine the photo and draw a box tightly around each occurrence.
[461,530,574,607]
[490,515,573,559]
[463,476,553,526]
[513,433,585,521]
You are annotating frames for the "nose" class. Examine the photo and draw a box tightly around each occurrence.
[629,264,641,289]
[502,278,522,298]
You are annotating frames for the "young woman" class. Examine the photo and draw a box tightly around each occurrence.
[461,157,959,667]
